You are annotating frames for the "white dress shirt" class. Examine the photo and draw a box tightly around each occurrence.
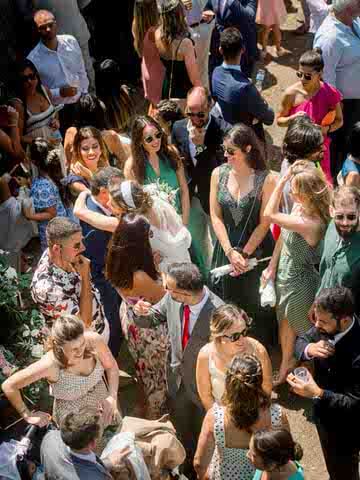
[28,35,89,105]
[182,286,210,336]
[187,116,211,166]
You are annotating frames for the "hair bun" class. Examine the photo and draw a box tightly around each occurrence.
[293,442,304,461]
[313,47,322,56]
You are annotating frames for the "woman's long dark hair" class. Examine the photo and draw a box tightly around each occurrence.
[130,115,180,183]
[30,138,71,207]
[252,429,303,469]
[160,2,189,46]
[105,213,158,290]
[223,354,270,431]
[72,93,108,131]
[15,59,46,122]
[225,124,266,170]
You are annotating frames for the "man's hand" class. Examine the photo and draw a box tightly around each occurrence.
[307,340,335,359]
[60,85,78,97]
[133,299,152,317]
[287,370,323,399]
[189,126,206,146]
[202,10,215,23]
[104,446,131,472]
[72,255,90,278]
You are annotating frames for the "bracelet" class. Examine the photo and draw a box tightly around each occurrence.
[225,246,235,257]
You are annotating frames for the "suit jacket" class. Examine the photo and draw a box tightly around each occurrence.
[41,430,112,480]
[204,0,258,60]
[171,115,231,214]
[80,196,112,283]
[295,317,360,433]
[134,289,224,409]
[212,65,274,135]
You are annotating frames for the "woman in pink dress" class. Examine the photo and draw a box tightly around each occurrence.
[277,48,343,183]
[132,0,165,107]
[256,0,287,57]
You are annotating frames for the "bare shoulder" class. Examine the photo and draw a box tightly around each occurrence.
[198,342,211,359]
[124,157,133,178]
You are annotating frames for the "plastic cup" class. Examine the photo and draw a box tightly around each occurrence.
[293,367,310,383]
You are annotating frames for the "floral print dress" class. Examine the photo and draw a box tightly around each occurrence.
[120,297,169,419]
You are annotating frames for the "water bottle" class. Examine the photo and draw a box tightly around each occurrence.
[255,69,266,91]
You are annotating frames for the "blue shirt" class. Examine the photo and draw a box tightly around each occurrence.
[314,15,360,99]
[341,155,360,181]
[253,463,304,480]
[30,177,68,250]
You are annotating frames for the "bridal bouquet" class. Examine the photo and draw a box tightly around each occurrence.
[144,180,179,210]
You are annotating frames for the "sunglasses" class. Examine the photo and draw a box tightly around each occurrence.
[222,330,248,342]
[144,131,162,144]
[186,112,206,119]
[296,71,315,81]
[222,145,236,156]
[38,20,56,31]
[21,73,37,83]
[334,213,358,221]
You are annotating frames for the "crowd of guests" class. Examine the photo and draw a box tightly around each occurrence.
[1,0,360,479]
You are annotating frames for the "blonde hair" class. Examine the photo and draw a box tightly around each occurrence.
[71,126,109,172]
[210,304,252,343]
[46,315,94,368]
[291,160,331,225]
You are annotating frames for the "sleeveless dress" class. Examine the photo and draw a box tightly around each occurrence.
[142,27,165,105]
[161,36,194,99]
[288,82,342,183]
[209,403,283,480]
[253,463,305,480]
[210,165,275,347]
[276,229,323,334]
[51,357,110,427]
[120,294,169,420]
[143,154,209,276]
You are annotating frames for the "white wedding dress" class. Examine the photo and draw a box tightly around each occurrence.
[149,196,192,272]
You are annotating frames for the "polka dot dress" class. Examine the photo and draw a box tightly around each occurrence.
[209,403,283,480]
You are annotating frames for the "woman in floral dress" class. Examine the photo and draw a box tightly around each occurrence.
[106,213,169,419]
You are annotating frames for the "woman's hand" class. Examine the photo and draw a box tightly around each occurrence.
[100,395,120,426]
[261,264,276,287]
[73,162,92,180]
[23,410,51,428]
[228,249,249,276]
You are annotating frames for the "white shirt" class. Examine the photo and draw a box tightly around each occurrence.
[182,286,210,336]
[27,35,89,105]
[90,196,112,216]
[187,116,211,166]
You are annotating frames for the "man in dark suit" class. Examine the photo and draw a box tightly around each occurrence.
[202,0,258,78]
[212,27,274,140]
[288,287,360,480]
[41,408,130,480]
[80,167,123,357]
[133,262,224,479]
[171,87,230,275]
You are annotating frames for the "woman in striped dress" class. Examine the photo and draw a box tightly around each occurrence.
[263,160,331,385]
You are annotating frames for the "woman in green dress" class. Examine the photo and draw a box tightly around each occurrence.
[209,124,277,347]
[125,115,209,277]
[263,160,331,385]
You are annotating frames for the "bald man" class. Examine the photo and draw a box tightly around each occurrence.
[171,86,231,277]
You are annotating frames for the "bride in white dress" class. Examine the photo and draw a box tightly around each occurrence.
[73,179,191,270]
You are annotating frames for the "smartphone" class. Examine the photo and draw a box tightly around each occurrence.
[0,105,9,128]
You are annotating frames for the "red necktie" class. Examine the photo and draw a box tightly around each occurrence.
[182,305,191,350]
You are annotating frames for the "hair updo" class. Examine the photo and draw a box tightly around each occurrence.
[210,304,252,343]
[299,48,324,72]
[252,429,303,469]
[223,354,270,430]
[108,179,153,215]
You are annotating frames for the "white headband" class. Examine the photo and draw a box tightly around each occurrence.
[121,181,136,209]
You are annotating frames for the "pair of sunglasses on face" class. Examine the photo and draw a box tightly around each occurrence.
[186,111,207,119]
[334,213,358,221]
[296,71,316,81]
[21,73,37,83]
[143,131,162,144]
[222,329,248,342]
[222,145,237,156]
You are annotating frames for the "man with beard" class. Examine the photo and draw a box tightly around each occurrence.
[31,217,109,342]
[288,287,360,480]
[318,185,360,314]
